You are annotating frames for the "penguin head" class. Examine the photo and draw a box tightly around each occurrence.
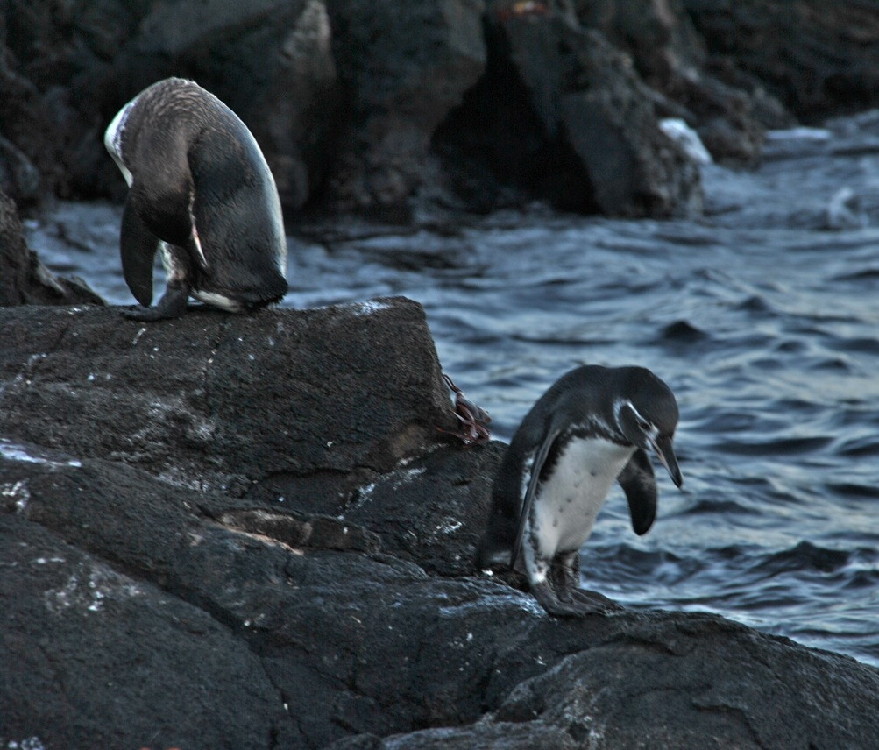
[614,368,683,488]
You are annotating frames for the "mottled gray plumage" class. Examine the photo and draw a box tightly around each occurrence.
[104,77,287,320]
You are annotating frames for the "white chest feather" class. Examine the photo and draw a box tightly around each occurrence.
[529,437,635,556]
[103,101,134,187]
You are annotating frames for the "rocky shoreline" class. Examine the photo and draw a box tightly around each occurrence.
[4,1,879,746]
[1,193,878,746]
[1,297,878,748]
[3,1,879,221]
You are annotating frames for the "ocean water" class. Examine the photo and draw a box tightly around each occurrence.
[25,116,879,668]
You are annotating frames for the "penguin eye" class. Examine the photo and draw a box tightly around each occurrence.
[620,401,655,436]
[627,407,653,434]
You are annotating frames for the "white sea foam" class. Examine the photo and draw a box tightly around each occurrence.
[659,117,712,164]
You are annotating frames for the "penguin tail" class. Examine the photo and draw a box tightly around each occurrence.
[202,270,288,310]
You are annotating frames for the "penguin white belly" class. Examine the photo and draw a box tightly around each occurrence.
[532,438,635,556]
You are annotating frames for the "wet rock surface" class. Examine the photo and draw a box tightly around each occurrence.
[350,613,879,748]
[2,298,879,749]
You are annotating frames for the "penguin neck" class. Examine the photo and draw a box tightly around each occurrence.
[540,420,629,484]
[568,416,627,447]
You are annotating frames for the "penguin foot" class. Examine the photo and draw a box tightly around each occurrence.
[122,306,180,321]
[122,282,190,321]
[568,588,625,613]
[532,581,622,617]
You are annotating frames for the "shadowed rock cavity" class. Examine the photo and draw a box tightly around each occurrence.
[434,8,703,217]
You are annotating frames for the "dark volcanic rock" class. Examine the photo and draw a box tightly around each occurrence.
[0,133,39,207]
[685,0,879,122]
[499,13,701,216]
[1,0,340,210]
[0,512,286,750]
[0,444,536,748]
[2,0,879,216]
[572,0,790,165]
[0,39,60,206]
[341,440,506,577]
[0,299,454,494]
[0,190,103,306]
[435,4,704,216]
[1,300,879,748]
[324,0,487,220]
[348,614,879,748]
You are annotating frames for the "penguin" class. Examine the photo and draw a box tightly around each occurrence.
[475,364,683,616]
[103,77,288,321]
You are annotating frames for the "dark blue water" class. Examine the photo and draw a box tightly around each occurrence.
[26,117,879,668]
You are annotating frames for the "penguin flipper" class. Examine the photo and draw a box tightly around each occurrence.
[120,194,159,307]
[618,448,657,535]
[511,422,564,568]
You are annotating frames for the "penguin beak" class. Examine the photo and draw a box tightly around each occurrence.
[651,434,683,488]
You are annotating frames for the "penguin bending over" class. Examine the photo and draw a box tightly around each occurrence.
[476,364,683,617]
[104,77,288,321]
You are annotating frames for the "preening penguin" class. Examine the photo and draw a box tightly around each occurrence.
[476,364,683,616]
[104,77,288,320]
